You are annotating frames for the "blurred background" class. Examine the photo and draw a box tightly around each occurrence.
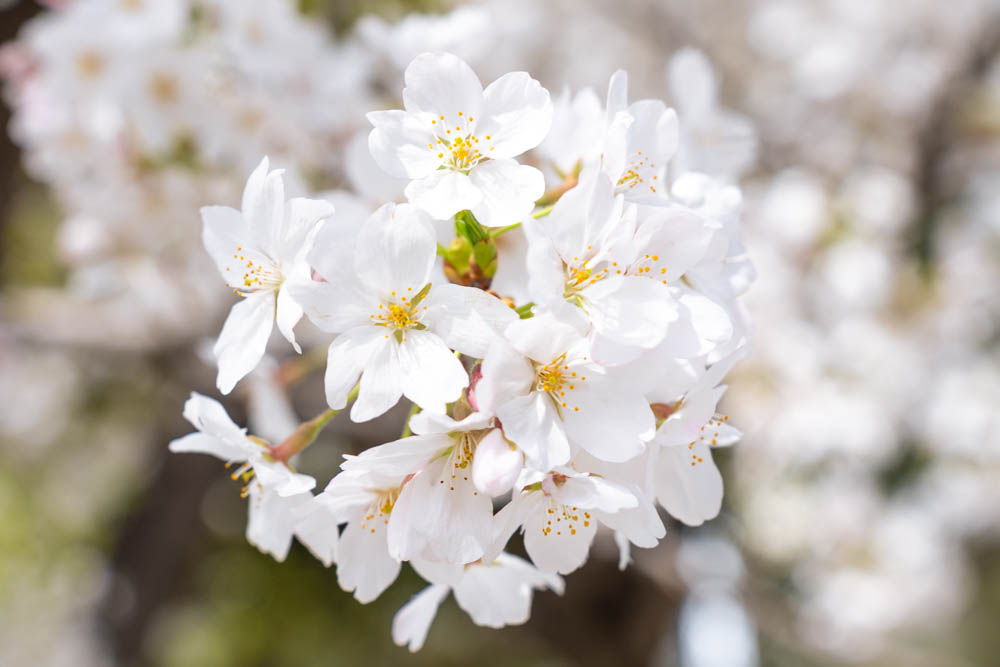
[1,0,999,665]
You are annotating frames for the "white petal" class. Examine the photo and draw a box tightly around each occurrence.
[274,285,303,352]
[352,335,404,422]
[588,335,644,367]
[582,275,676,350]
[496,392,570,471]
[402,52,483,120]
[633,207,714,283]
[421,283,517,358]
[398,329,468,414]
[324,326,386,410]
[493,551,564,594]
[596,486,665,549]
[405,170,482,221]
[279,197,334,264]
[214,293,275,395]
[245,485,298,562]
[476,339,535,415]
[392,584,450,652]
[355,203,437,295]
[167,432,246,462]
[605,69,629,119]
[654,385,726,448]
[286,279,372,334]
[551,474,638,513]
[614,531,632,570]
[711,422,743,447]
[316,482,377,522]
[665,290,733,358]
[667,48,717,117]
[560,378,652,462]
[389,455,492,564]
[476,71,552,158]
[523,233,569,309]
[469,160,544,228]
[242,157,285,254]
[490,225,532,304]
[200,205,246,280]
[337,511,402,603]
[453,562,534,628]
[342,434,450,479]
[346,130,408,202]
[408,410,492,436]
[522,496,598,574]
[655,442,723,526]
[306,192,370,283]
[367,109,441,178]
[179,391,247,446]
[293,505,339,567]
[487,492,544,563]
[503,314,582,364]
[252,459,316,497]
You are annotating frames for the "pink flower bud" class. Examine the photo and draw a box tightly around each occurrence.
[472,429,522,496]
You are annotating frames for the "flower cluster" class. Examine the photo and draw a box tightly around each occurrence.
[170,51,752,650]
[0,0,372,347]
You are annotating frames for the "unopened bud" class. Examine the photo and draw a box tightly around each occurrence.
[472,429,523,496]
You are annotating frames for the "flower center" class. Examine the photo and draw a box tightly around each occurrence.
[226,461,257,498]
[360,489,399,533]
[76,51,105,78]
[226,245,282,296]
[436,432,482,493]
[629,252,670,285]
[428,111,496,173]
[563,250,610,300]
[540,499,590,537]
[370,284,431,342]
[534,355,585,414]
[615,149,660,195]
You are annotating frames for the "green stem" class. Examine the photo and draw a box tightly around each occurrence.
[400,401,422,438]
[532,205,554,219]
[489,221,522,237]
[269,384,359,462]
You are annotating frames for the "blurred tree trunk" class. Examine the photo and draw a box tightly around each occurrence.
[0,1,43,242]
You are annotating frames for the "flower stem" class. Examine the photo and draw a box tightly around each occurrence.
[269,385,359,462]
[489,221,522,237]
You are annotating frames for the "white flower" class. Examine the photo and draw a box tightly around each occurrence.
[244,484,331,564]
[648,349,745,526]
[392,553,563,652]
[537,85,605,176]
[340,411,496,564]
[602,70,679,204]
[524,167,718,364]
[356,6,494,72]
[490,468,641,574]
[201,157,334,394]
[667,48,757,181]
[291,202,515,422]
[367,52,551,226]
[476,314,655,471]
[168,392,320,560]
[312,468,406,603]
